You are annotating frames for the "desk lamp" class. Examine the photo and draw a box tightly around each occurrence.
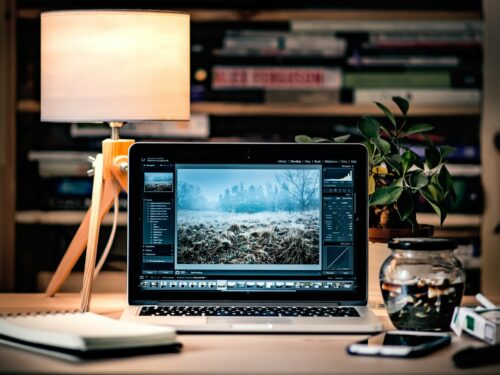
[40,10,190,311]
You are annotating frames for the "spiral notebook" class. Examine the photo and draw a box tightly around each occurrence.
[0,312,181,360]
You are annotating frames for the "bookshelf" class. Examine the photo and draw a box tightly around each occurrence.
[4,1,494,293]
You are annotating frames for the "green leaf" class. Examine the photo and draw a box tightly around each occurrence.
[295,135,313,143]
[439,145,456,161]
[404,123,434,136]
[374,101,397,128]
[357,116,380,140]
[409,172,428,190]
[369,186,404,206]
[384,154,402,175]
[401,150,417,174]
[311,137,332,143]
[332,134,350,143]
[438,165,454,196]
[392,96,410,117]
[428,176,445,201]
[421,189,447,225]
[425,146,441,169]
[370,138,391,156]
[364,140,375,167]
[396,189,415,221]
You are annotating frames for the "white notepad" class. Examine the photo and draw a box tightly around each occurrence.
[0,312,176,351]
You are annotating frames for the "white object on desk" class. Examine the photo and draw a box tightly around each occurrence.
[0,312,176,351]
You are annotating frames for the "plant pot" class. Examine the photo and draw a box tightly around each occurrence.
[369,225,434,243]
[368,225,434,306]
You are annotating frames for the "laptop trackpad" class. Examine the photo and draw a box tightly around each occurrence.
[207,317,293,325]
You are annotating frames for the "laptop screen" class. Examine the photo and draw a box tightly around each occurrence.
[128,143,367,303]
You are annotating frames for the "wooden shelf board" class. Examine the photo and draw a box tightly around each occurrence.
[416,213,481,228]
[17,99,40,113]
[17,9,481,21]
[19,100,480,117]
[432,228,480,239]
[16,211,127,226]
[16,210,480,229]
[192,102,480,117]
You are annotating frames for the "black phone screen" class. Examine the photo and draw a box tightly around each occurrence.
[361,332,448,347]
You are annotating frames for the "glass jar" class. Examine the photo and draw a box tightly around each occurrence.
[380,238,466,331]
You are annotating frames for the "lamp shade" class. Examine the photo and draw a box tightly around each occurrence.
[41,10,190,122]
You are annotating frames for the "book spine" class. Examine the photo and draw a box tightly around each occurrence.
[215,47,346,58]
[354,89,480,105]
[224,35,279,50]
[212,66,342,90]
[28,151,91,178]
[70,114,210,139]
[366,32,482,48]
[344,71,451,88]
[291,20,482,33]
[223,31,347,53]
[32,178,128,210]
[264,89,343,104]
[347,56,461,68]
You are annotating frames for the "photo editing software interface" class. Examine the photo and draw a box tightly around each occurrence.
[138,158,359,294]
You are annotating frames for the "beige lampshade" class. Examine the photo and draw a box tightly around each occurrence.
[41,10,190,122]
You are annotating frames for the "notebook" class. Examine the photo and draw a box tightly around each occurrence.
[0,312,180,360]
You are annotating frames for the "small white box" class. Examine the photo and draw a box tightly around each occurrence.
[451,307,500,345]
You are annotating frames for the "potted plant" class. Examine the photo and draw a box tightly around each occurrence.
[296,97,456,301]
[296,96,455,240]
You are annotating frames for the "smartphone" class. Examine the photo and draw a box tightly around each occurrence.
[347,331,451,358]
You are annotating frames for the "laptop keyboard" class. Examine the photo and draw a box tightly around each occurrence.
[139,306,360,317]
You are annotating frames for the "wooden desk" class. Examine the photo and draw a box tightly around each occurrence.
[0,294,498,374]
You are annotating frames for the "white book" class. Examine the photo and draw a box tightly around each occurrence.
[354,89,481,105]
[70,114,210,139]
[28,151,90,177]
[0,312,176,351]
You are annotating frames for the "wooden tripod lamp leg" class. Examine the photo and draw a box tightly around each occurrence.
[45,137,133,300]
[80,154,104,312]
[44,179,120,297]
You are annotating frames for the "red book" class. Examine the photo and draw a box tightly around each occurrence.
[213,66,342,90]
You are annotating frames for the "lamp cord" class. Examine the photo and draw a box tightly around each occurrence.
[94,195,119,278]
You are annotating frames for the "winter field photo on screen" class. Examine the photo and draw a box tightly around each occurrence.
[144,172,173,192]
[176,167,320,265]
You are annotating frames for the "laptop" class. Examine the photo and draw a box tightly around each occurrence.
[121,142,382,332]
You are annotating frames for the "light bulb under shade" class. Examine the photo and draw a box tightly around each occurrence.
[41,10,190,122]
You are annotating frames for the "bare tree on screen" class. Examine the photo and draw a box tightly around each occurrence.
[276,170,320,212]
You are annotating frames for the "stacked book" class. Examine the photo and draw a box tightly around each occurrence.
[191,20,482,106]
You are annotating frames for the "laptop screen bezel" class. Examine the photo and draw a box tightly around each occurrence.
[127,142,368,305]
